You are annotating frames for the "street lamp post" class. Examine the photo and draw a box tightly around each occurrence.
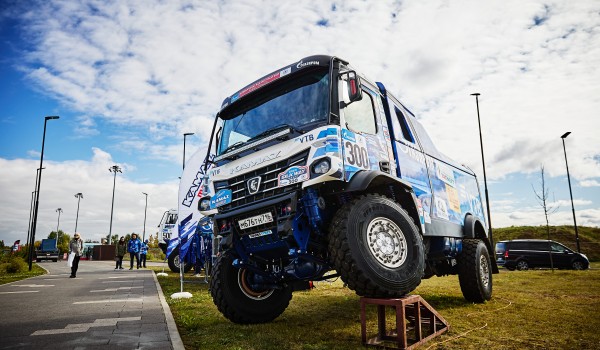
[183,132,195,170]
[74,193,83,233]
[560,132,580,253]
[26,167,45,252]
[108,165,122,245]
[142,192,148,242]
[28,116,59,271]
[471,93,493,245]
[55,208,63,248]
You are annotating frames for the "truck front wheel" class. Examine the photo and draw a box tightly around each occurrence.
[210,254,292,324]
[458,239,493,303]
[329,194,425,298]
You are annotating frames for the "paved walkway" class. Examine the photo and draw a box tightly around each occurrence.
[0,260,183,350]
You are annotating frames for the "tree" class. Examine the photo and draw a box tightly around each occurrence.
[48,230,70,254]
[110,234,119,245]
[532,165,559,271]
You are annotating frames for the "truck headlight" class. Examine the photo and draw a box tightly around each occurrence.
[312,158,330,174]
[199,197,211,211]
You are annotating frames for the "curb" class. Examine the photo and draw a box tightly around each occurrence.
[0,263,49,287]
[152,270,185,350]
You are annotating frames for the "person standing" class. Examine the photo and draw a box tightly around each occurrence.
[140,239,149,268]
[69,233,83,278]
[128,233,142,270]
[115,237,126,270]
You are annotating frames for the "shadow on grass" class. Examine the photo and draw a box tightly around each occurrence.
[416,293,471,310]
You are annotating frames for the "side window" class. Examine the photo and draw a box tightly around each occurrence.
[531,242,549,251]
[344,91,377,134]
[395,107,415,143]
[551,243,568,252]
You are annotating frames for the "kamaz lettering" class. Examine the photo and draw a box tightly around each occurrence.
[229,151,282,174]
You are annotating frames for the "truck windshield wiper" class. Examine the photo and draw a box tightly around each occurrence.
[221,141,245,156]
[247,124,304,143]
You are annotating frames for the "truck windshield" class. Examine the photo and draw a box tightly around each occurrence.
[218,68,330,156]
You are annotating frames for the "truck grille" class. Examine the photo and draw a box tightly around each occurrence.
[214,150,309,212]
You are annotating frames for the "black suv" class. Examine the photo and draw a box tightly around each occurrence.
[495,239,589,270]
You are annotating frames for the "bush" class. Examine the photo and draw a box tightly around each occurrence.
[4,256,27,273]
[146,248,166,261]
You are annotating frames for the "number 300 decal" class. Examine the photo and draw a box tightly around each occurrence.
[345,141,369,169]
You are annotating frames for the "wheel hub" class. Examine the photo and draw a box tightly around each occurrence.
[238,269,274,300]
[479,255,490,288]
[366,217,407,268]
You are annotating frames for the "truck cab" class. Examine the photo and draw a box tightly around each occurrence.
[198,55,496,324]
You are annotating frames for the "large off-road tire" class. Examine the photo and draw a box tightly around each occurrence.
[329,194,425,298]
[210,254,292,324]
[167,247,193,273]
[458,239,493,303]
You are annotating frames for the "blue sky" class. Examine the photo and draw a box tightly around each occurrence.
[1,0,599,246]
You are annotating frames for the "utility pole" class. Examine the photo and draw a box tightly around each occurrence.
[471,93,493,245]
[108,165,122,245]
[29,116,59,271]
[560,132,580,253]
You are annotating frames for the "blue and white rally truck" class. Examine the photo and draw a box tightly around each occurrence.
[198,55,497,324]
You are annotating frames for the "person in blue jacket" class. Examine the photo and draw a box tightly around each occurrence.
[128,233,142,270]
[140,239,149,268]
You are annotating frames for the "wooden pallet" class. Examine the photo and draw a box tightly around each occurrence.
[360,295,449,349]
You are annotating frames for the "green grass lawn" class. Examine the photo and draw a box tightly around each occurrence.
[154,263,600,349]
[0,263,46,285]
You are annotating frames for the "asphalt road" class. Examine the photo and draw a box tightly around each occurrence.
[0,260,182,350]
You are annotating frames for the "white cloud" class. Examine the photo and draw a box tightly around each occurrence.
[495,207,600,228]
[0,149,178,244]
[580,179,600,187]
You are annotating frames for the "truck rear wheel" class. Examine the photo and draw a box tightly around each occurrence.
[458,239,492,303]
[329,194,424,298]
[167,247,193,273]
[210,254,292,324]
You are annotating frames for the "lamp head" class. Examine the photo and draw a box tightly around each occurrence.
[45,116,60,120]
[184,132,195,137]
[470,93,480,96]
[561,132,571,139]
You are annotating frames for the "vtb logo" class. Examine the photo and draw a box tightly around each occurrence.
[247,176,261,195]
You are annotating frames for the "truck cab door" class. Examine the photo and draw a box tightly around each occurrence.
[339,83,394,181]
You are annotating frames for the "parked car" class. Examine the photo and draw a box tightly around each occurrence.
[495,239,589,271]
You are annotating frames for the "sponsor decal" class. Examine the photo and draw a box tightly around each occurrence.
[239,69,286,98]
[435,197,449,220]
[278,165,309,187]
[341,129,356,143]
[446,185,461,212]
[210,189,232,209]
[280,67,291,77]
[296,59,319,69]
[295,134,314,143]
[230,151,282,174]
[248,230,273,239]
[435,162,456,187]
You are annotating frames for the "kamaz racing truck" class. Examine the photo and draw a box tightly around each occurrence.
[198,55,497,324]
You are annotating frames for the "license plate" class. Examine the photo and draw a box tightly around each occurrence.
[238,212,273,230]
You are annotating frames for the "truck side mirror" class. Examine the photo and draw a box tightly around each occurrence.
[346,71,363,103]
[340,71,363,108]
